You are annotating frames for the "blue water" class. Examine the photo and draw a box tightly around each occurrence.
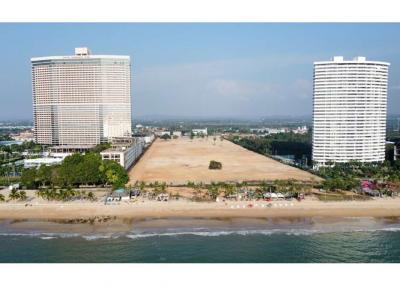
[0,140,23,146]
[1,217,400,263]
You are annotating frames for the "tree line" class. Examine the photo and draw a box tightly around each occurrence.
[21,152,128,190]
[231,133,312,166]
[318,161,400,192]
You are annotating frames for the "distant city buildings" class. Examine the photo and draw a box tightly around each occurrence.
[292,126,308,135]
[312,56,390,167]
[249,126,307,135]
[31,47,132,146]
[10,129,35,142]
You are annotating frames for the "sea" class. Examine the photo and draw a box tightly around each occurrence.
[1,216,400,263]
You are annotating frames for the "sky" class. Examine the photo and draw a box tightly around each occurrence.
[0,23,399,121]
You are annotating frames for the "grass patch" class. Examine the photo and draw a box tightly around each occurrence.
[315,192,371,202]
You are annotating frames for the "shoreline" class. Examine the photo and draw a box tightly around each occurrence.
[0,198,400,220]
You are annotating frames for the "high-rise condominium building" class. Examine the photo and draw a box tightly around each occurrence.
[312,56,389,167]
[31,47,131,146]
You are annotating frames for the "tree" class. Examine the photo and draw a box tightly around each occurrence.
[223,184,236,197]
[139,181,146,191]
[19,190,27,201]
[87,191,96,201]
[92,143,111,153]
[36,188,49,200]
[99,160,129,189]
[209,160,222,170]
[80,152,103,185]
[160,182,167,192]
[37,165,52,187]
[21,168,38,189]
[207,184,220,200]
[58,153,85,187]
[8,189,20,200]
[161,133,171,140]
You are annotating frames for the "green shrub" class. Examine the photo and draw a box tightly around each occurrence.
[209,160,222,170]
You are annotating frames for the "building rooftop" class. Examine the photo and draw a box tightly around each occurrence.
[314,56,390,66]
[31,47,130,62]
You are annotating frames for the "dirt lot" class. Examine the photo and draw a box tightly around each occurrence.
[129,138,321,185]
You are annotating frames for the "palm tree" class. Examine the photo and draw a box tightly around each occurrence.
[87,192,96,201]
[223,184,236,198]
[19,191,27,201]
[160,182,167,194]
[36,189,44,199]
[191,183,202,198]
[8,189,20,200]
[46,188,55,200]
[139,181,146,191]
[207,184,220,200]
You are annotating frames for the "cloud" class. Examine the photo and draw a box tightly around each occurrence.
[133,57,314,118]
[291,79,312,99]
[206,79,274,101]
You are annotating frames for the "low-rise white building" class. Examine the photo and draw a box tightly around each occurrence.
[192,128,208,136]
[155,131,171,137]
[144,134,155,145]
[101,137,145,170]
[172,131,182,137]
[24,157,65,168]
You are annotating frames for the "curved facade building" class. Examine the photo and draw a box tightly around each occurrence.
[31,47,131,146]
[312,56,389,167]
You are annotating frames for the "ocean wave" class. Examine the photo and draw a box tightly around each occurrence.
[125,226,400,240]
[40,236,57,240]
[2,226,400,240]
[82,234,121,241]
[0,232,80,239]
[125,229,320,239]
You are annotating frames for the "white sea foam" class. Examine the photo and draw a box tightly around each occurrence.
[0,232,80,239]
[2,224,400,240]
[125,225,400,240]
[82,234,120,241]
[40,236,57,240]
[125,229,319,240]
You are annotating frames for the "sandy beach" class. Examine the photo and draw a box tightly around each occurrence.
[0,197,400,221]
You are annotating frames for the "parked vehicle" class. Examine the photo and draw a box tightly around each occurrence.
[8,183,20,191]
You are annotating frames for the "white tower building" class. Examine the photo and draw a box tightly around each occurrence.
[312,56,390,167]
[31,47,132,146]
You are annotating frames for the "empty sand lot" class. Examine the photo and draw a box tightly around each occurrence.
[129,138,321,185]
